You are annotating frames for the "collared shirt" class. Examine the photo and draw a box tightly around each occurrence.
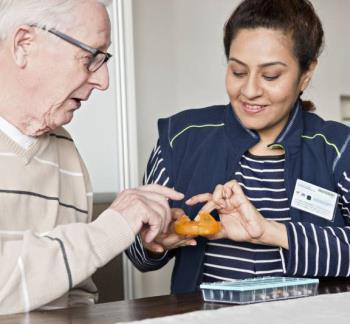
[0,116,36,149]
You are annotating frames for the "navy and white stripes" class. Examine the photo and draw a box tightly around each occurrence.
[280,169,350,278]
[143,141,170,186]
[282,223,350,277]
[203,152,288,281]
[126,234,169,269]
[126,142,350,280]
[125,141,173,271]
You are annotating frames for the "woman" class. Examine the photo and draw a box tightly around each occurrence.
[127,0,350,294]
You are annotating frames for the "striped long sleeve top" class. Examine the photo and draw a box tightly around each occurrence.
[126,140,350,280]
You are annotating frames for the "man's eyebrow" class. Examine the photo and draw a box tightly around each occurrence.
[94,41,111,51]
[228,57,287,67]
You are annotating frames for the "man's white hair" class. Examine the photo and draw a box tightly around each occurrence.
[0,0,112,41]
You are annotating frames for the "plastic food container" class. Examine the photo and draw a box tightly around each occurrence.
[200,276,319,304]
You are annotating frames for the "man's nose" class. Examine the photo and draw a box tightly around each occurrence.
[88,63,110,91]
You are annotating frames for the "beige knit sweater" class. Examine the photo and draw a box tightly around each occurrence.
[0,127,135,314]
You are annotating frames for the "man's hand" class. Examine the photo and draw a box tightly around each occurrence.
[109,184,184,243]
[140,208,197,254]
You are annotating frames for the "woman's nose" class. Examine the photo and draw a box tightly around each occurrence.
[240,75,263,99]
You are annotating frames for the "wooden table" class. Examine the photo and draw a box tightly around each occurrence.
[2,278,350,324]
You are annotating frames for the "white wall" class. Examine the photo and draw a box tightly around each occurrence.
[306,0,350,121]
[132,0,350,298]
[63,0,140,299]
[66,4,120,198]
[65,77,120,196]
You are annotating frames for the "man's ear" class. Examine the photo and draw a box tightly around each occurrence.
[300,60,318,92]
[12,25,36,68]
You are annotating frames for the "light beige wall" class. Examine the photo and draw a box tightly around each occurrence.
[132,0,350,298]
[133,0,235,179]
[306,0,350,121]
[66,4,120,194]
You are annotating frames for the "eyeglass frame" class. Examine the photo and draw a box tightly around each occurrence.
[31,24,112,72]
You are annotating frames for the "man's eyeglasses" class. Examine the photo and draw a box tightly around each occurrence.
[32,25,112,72]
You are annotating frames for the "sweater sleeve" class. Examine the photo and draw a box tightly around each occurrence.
[280,171,350,277]
[125,140,175,271]
[0,209,135,315]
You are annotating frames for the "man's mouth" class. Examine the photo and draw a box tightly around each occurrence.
[70,98,83,108]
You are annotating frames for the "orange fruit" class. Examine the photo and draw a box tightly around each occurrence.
[174,212,221,236]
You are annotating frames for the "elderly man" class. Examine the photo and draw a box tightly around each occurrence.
[0,0,183,315]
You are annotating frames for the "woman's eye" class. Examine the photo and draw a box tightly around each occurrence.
[263,75,280,81]
[233,72,247,78]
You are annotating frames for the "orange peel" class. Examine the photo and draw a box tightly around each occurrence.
[174,212,221,236]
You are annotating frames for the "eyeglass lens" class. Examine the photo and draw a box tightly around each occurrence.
[89,53,110,72]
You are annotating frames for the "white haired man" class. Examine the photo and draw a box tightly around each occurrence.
[0,0,183,314]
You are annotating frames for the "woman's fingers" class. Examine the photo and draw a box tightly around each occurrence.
[186,193,219,214]
[154,233,197,250]
[186,185,227,213]
[197,200,218,214]
[140,228,165,253]
[186,193,212,205]
[206,227,226,240]
[171,208,186,220]
[227,180,248,205]
[144,241,165,253]
[212,184,226,208]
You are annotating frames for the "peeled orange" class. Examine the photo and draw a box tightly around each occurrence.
[174,212,221,236]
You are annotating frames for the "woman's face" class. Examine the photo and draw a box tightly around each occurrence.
[226,27,314,141]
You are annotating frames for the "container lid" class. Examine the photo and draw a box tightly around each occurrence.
[199,276,319,291]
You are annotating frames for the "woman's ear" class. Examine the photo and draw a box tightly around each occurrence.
[300,60,318,92]
[12,25,36,68]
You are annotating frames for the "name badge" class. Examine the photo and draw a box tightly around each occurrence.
[291,179,338,221]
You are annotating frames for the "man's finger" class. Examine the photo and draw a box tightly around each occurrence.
[138,184,184,200]
[133,193,172,232]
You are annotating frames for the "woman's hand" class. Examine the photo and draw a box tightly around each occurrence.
[140,208,197,254]
[186,180,288,248]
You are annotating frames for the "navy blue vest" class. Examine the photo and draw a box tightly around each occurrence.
[158,103,350,293]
